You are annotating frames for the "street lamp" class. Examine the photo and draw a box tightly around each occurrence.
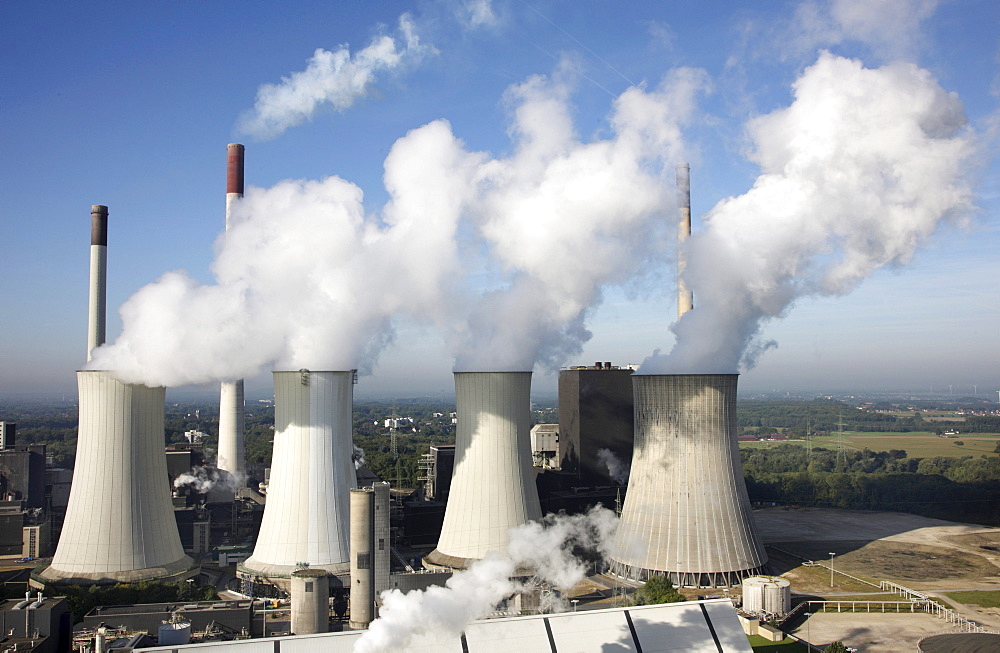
[571,599,579,612]
[829,552,836,587]
[804,613,814,652]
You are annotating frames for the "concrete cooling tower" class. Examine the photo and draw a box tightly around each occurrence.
[424,372,542,570]
[610,374,767,587]
[40,371,195,584]
[241,370,356,585]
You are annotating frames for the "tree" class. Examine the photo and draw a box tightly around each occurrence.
[630,575,684,605]
[823,642,848,653]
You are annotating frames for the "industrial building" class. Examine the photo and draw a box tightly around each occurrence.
[424,372,541,570]
[81,600,254,639]
[557,363,634,484]
[0,592,71,653]
[139,599,752,652]
[610,374,768,587]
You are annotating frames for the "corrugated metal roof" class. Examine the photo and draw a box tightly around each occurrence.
[144,599,751,653]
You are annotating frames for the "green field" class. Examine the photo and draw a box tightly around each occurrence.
[945,590,1000,608]
[740,433,1000,458]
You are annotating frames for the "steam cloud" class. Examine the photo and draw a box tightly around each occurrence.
[90,62,706,385]
[596,448,630,485]
[238,15,431,140]
[352,445,366,471]
[641,52,976,375]
[354,506,618,652]
[173,466,239,494]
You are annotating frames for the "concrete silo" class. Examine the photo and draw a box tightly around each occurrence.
[217,144,246,486]
[610,374,767,587]
[39,371,195,584]
[424,372,541,570]
[241,370,355,586]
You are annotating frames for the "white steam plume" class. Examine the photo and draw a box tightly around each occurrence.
[90,119,477,387]
[354,506,618,652]
[173,466,239,494]
[596,448,630,485]
[641,52,976,375]
[238,15,431,140]
[352,445,366,470]
[449,63,709,371]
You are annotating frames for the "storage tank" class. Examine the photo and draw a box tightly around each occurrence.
[741,576,791,617]
[40,371,195,584]
[424,372,541,569]
[610,374,767,587]
[291,568,330,635]
[157,621,192,646]
[242,370,355,582]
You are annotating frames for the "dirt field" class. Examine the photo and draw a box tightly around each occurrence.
[740,433,1000,457]
[755,506,1000,645]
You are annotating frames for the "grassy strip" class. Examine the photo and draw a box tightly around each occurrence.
[944,590,1000,608]
[748,635,810,652]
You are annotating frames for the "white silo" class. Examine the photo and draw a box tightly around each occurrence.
[424,372,541,569]
[742,576,791,617]
[217,143,246,487]
[610,374,767,587]
[241,370,355,585]
[40,371,195,584]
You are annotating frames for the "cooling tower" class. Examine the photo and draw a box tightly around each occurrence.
[424,372,542,570]
[217,144,246,485]
[87,205,108,361]
[241,371,355,582]
[40,371,195,584]
[610,374,767,587]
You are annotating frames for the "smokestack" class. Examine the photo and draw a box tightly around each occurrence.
[40,371,195,584]
[424,372,541,570]
[241,371,355,587]
[610,374,767,587]
[218,144,246,485]
[676,164,693,318]
[87,205,108,361]
[349,488,375,630]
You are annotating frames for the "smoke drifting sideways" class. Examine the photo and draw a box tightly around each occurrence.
[640,52,977,376]
[450,64,708,372]
[90,62,708,387]
[353,506,618,653]
[237,14,431,141]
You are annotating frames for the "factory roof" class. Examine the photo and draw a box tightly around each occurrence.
[142,598,751,652]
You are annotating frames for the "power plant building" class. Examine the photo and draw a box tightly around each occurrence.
[425,372,541,570]
[557,364,634,484]
[240,370,356,589]
[610,374,767,587]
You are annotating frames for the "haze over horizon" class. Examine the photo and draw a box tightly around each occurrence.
[2,0,998,401]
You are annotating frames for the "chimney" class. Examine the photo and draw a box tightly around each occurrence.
[218,144,246,485]
[677,164,693,318]
[87,205,108,361]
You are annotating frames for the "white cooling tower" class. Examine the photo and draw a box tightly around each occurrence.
[217,144,246,485]
[40,371,195,584]
[424,372,542,569]
[242,370,355,581]
[610,374,767,587]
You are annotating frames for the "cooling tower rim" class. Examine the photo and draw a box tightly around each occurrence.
[75,369,165,388]
[631,372,740,378]
[452,370,533,374]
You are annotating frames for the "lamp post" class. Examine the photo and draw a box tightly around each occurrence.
[804,613,813,652]
[571,599,579,612]
[829,552,836,587]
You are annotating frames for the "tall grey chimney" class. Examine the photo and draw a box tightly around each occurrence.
[87,205,108,361]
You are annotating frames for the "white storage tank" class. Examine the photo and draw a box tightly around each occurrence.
[742,576,791,617]
[158,621,192,646]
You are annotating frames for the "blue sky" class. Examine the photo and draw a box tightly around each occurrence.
[2,0,998,400]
